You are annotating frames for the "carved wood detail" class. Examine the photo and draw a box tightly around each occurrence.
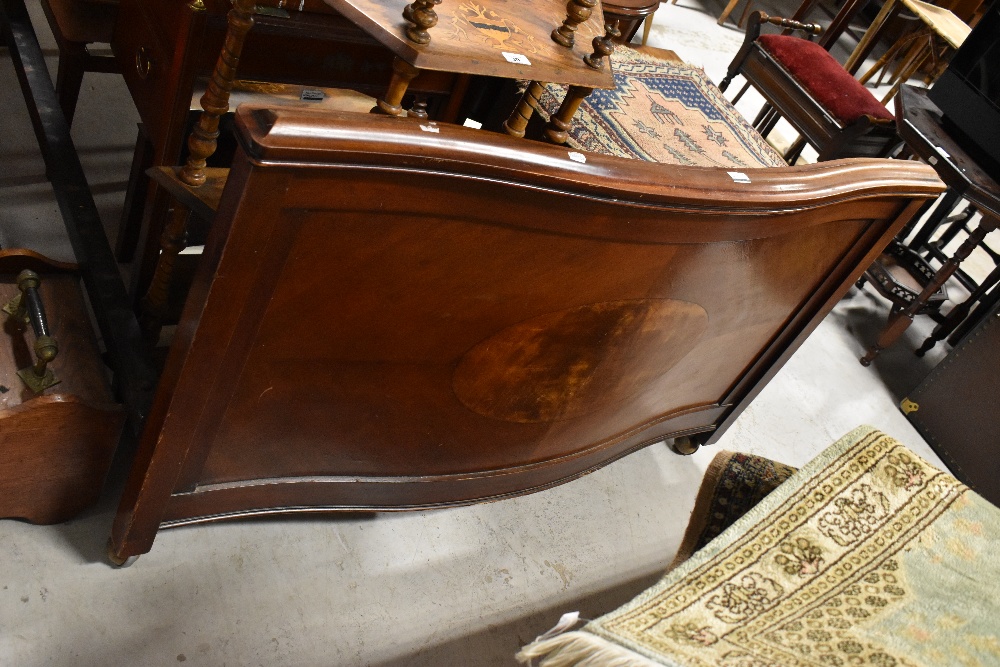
[402,0,441,44]
[503,81,546,138]
[178,0,256,187]
[584,22,619,70]
[544,85,593,144]
[552,0,598,47]
[373,57,422,116]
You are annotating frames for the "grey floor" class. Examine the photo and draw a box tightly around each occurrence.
[0,2,970,665]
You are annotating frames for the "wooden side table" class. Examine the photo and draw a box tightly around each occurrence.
[321,0,616,136]
[861,85,1000,365]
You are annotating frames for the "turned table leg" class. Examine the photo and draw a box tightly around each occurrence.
[374,57,422,117]
[179,0,256,187]
[915,214,1000,356]
[504,81,546,138]
[402,0,442,44]
[544,85,593,145]
[552,0,598,47]
[140,202,190,343]
[916,262,1000,356]
[141,0,254,343]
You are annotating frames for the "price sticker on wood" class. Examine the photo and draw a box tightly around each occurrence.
[502,52,532,65]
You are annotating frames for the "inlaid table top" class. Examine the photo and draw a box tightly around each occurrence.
[322,0,617,88]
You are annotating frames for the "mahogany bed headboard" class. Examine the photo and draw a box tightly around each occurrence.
[110,107,943,561]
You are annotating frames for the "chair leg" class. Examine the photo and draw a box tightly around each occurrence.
[884,39,925,86]
[116,125,154,262]
[784,136,807,164]
[879,38,934,105]
[717,0,743,25]
[757,107,781,138]
[55,45,86,126]
[730,81,751,103]
[916,261,1000,356]
[641,12,654,45]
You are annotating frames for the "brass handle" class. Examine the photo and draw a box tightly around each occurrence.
[135,46,152,80]
[2,270,60,393]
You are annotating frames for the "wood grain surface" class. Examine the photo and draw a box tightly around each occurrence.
[323,0,616,86]
[0,252,123,524]
[110,107,943,559]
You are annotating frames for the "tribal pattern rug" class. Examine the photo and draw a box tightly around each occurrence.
[518,427,1000,666]
[535,47,786,169]
[670,451,798,569]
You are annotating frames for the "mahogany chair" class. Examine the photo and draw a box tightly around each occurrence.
[38,0,119,126]
[719,11,901,163]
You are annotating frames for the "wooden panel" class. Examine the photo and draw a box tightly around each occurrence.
[188,205,864,485]
[109,108,944,559]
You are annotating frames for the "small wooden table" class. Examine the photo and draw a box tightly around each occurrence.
[860,85,1000,365]
[322,0,616,136]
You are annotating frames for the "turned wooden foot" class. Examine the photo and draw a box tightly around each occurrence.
[669,436,700,456]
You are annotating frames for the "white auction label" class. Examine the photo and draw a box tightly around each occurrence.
[568,152,587,163]
[419,124,441,133]
[502,52,532,65]
[728,171,751,183]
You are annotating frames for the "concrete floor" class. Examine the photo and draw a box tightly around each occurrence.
[0,2,964,665]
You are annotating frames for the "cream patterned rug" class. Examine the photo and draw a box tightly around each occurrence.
[518,426,1000,666]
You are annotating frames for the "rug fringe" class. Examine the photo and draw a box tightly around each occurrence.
[516,631,663,667]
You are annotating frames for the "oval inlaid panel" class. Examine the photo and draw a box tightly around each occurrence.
[453,299,708,423]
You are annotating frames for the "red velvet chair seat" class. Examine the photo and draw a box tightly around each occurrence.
[758,35,893,125]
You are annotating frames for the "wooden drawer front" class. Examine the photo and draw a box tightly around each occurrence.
[112,0,176,143]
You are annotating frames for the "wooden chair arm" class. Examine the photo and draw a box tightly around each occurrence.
[752,11,821,35]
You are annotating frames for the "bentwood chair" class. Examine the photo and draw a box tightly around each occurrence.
[719,11,901,163]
